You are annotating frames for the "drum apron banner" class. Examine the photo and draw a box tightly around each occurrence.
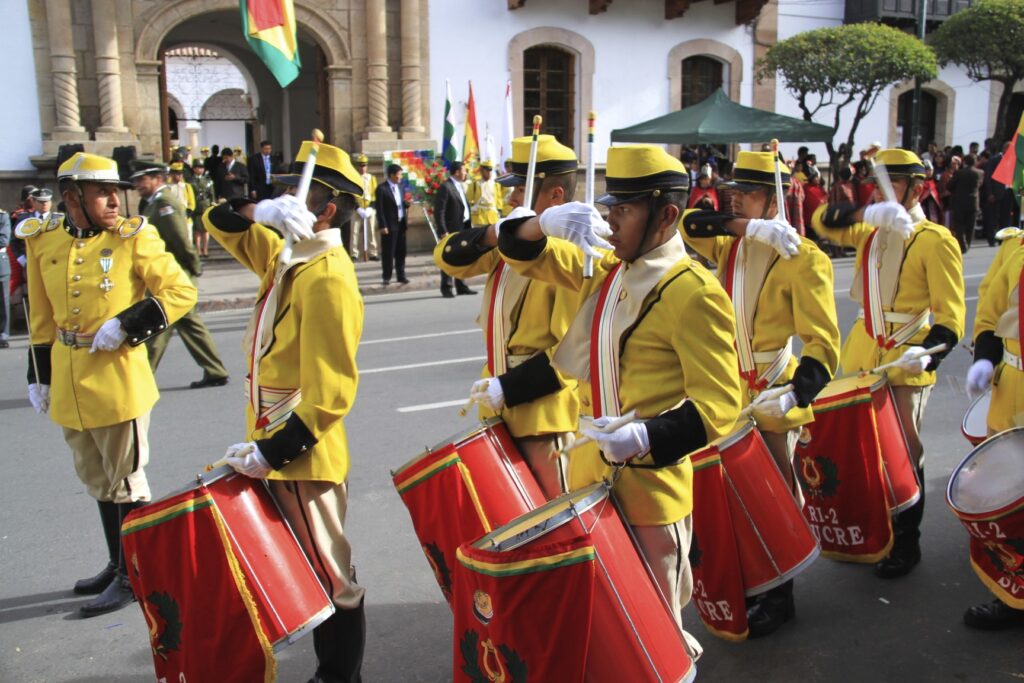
[453,536,596,683]
[122,490,276,683]
[796,385,894,562]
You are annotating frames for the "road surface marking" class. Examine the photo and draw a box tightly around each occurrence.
[361,329,479,345]
[361,356,486,375]
[396,399,468,413]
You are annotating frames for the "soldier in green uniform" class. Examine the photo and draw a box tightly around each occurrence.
[191,158,216,257]
[131,162,229,388]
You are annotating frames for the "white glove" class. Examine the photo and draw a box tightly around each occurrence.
[364,207,376,218]
[356,207,368,219]
[751,390,799,420]
[224,442,272,479]
[17,255,27,268]
[470,378,505,412]
[28,383,50,414]
[966,359,995,400]
[583,417,650,464]
[89,318,127,353]
[745,219,801,259]
[895,345,932,375]
[863,201,914,239]
[253,195,315,241]
[537,201,613,260]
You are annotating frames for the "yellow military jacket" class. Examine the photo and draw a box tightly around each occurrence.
[22,214,197,430]
[973,245,1023,432]
[433,229,578,436]
[682,214,841,432]
[978,228,1024,303]
[812,205,965,386]
[358,173,378,210]
[501,232,742,526]
[465,178,508,227]
[203,206,362,485]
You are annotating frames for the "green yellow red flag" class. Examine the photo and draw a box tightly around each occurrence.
[240,0,301,88]
[992,111,1024,194]
[462,82,480,178]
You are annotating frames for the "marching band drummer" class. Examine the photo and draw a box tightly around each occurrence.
[961,233,1024,630]
[433,136,580,499]
[20,152,197,616]
[810,148,966,580]
[497,144,743,647]
[681,150,842,637]
[203,140,367,683]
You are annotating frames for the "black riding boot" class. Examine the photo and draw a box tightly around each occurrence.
[309,599,366,683]
[875,466,924,579]
[80,501,145,617]
[73,501,120,595]
[747,579,795,638]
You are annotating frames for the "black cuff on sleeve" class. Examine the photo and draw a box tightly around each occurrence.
[680,210,736,238]
[922,323,959,370]
[441,226,494,267]
[27,345,51,385]
[791,356,831,407]
[497,217,546,261]
[644,402,709,467]
[500,353,563,408]
[208,201,254,233]
[974,330,1004,366]
[256,413,319,470]
[819,203,860,229]
[117,298,170,346]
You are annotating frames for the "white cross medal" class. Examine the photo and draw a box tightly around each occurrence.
[99,251,114,292]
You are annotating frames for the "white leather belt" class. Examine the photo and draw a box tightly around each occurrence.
[752,348,790,364]
[856,309,922,324]
[1005,349,1023,371]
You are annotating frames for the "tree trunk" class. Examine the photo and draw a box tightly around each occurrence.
[995,78,1018,145]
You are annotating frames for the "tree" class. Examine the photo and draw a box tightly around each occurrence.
[756,23,937,171]
[931,0,1024,144]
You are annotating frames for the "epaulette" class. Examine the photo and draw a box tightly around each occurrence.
[995,227,1023,241]
[112,215,147,238]
[15,213,63,239]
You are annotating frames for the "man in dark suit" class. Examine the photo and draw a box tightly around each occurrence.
[248,140,277,201]
[432,161,476,297]
[947,154,985,253]
[216,147,248,201]
[376,163,411,286]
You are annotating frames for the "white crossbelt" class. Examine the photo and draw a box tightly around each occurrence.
[1005,349,1023,371]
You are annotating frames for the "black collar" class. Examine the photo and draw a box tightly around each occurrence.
[63,217,102,239]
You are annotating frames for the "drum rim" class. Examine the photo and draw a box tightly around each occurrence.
[743,544,820,597]
[818,372,886,399]
[947,426,1024,517]
[471,481,611,552]
[392,416,505,477]
[162,464,237,498]
[961,389,992,443]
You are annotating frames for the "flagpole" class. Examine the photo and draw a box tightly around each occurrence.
[771,139,788,224]
[584,111,597,279]
[281,127,323,265]
[523,115,542,212]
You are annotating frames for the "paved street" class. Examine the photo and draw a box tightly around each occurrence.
[0,244,1021,682]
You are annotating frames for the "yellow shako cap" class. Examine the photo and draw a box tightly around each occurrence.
[875,148,926,179]
[498,134,578,187]
[727,150,791,191]
[275,140,363,197]
[596,144,690,206]
[58,152,132,188]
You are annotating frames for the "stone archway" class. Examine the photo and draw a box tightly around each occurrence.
[131,0,353,155]
[668,39,743,106]
[888,80,956,149]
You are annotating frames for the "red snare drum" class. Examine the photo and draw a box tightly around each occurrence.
[393,418,546,605]
[695,421,819,596]
[947,428,1024,608]
[470,483,696,683]
[962,390,992,446]
[122,467,333,681]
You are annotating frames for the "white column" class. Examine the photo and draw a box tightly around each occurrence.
[45,0,85,133]
[365,2,391,133]
[399,0,424,134]
[90,0,128,134]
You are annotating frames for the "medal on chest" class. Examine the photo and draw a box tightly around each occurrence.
[99,248,114,292]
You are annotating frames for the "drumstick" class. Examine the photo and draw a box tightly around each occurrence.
[280,128,324,264]
[583,111,596,279]
[739,383,795,420]
[770,139,788,225]
[458,379,487,417]
[523,115,542,213]
[864,343,948,377]
[560,410,637,456]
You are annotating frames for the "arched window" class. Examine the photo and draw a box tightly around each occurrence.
[681,56,723,109]
[523,46,576,148]
[897,90,938,152]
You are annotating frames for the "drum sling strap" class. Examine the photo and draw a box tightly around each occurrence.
[862,229,930,350]
[590,262,626,419]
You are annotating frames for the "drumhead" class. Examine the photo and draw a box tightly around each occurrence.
[392,417,505,477]
[817,373,885,400]
[948,427,1024,515]
[162,464,237,498]
[962,390,992,442]
[472,482,610,552]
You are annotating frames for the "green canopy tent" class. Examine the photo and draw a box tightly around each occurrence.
[609,89,833,145]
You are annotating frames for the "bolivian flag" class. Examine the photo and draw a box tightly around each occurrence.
[240,0,301,88]
[993,111,1024,194]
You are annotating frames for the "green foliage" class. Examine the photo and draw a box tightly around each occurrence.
[931,0,1024,83]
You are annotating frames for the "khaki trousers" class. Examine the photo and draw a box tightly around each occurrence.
[515,432,571,501]
[351,213,379,260]
[267,479,365,610]
[892,385,932,468]
[760,428,804,506]
[62,412,151,503]
[147,291,229,379]
[633,516,701,656]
